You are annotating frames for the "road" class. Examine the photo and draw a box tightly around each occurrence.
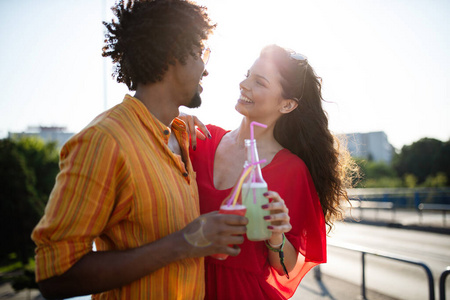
[315,221,450,300]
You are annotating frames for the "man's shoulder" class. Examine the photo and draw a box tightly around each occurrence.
[89,101,144,136]
[63,102,135,149]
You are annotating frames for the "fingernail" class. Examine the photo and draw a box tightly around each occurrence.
[263,192,269,196]
[263,216,271,220]
[261,204,269,209]
[267,226,274,230]
[207,133,212,139]
[193,146,196,151]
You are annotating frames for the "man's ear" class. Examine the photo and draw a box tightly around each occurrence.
[279,99,299,114]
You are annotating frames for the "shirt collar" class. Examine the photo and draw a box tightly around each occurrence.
[123,94,187,142]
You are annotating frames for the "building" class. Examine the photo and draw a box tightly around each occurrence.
[345,131,395,164]
[8,126,74,148]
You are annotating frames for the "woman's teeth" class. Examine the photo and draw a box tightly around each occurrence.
[240,95,253,103]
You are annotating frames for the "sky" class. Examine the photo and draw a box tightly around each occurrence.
[0,0,449,150]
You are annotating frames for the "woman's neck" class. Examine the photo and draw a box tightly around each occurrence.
[230,118,281,152]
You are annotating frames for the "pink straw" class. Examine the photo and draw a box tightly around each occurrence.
[249,122,267,204]
[250,122,268,165]
[249,121,267,181]
[250,121,267,141]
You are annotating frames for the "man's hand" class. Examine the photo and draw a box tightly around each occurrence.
[181,211,247,258]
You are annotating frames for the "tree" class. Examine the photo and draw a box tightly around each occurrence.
[0,137,59,265]
[403,174,418,188]
[14,137,60,205]
[422,172,448,188]
[364,160,397,179]
[353,157,401,188]
[393,138,446,184]
[0,139,38,265]
[350,138,449,188]
[435,140,450,181]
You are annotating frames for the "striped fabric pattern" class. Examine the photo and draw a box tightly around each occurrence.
[32,95,203,299]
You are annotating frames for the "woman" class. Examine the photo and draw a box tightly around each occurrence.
[184,44,354,299]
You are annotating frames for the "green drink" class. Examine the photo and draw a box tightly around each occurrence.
[242,182,272,241]
[242,138,272,241]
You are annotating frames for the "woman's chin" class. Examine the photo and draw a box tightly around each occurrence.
[235,103,249,117]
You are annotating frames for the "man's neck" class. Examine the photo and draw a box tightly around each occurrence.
[134,83,180,127]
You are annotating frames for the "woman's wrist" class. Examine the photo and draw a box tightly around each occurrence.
[267,233,284,249]
[265,234,289,278]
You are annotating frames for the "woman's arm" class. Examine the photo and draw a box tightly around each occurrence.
[262,191,304,275]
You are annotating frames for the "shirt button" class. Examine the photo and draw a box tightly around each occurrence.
[183,172,188,177]
[163,130,170,135]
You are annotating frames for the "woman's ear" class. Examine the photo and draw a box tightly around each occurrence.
[279,99,298,114]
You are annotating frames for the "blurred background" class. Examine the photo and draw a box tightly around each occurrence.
[1,0,449,149]
[0,1,449,299]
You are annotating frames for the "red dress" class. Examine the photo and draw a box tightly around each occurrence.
[189,125,326,299]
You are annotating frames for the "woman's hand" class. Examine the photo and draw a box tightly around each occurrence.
[262,191,300,275]
[178,112,211,150]
[262,191,292,246]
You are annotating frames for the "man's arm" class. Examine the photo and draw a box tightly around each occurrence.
[38,212,247,299]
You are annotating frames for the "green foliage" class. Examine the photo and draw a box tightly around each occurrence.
[14,137,60,206]
[0,137,59,265]
[363,177,403,188]
[422,172,448,188]
[403,173,418,188]
[437,140,450,180]
[365,161,397,178]
[393,138,450,184]
[0,260,23,274]
[353,158,402,188]
[0,256,35,274]
[352,138,450,188]
[11,269,38,292]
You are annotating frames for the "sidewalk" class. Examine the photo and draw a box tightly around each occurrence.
[293,270,399,300]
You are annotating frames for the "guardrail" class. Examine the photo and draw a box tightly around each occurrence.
[344,189,450,226]
[418,203,450,227]
[347,188,450,210]
[440,267,450,300]
[317,241,435,300]
[348,199,396,222]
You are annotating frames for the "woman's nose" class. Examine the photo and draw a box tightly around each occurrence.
[239,79,249,91]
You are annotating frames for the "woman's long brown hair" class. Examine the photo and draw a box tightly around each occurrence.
[263,45,357,232]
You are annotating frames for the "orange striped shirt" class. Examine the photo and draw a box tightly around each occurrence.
[32,94,203,299]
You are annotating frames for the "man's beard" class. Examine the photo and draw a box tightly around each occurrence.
[186,92,202,108]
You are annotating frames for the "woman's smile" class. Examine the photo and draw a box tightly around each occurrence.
[238,94,253,104]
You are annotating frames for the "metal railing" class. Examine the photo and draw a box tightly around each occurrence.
[418,203,450,227]
[440,267,450,300]
[316,241,435,300]
[347,188,450,210]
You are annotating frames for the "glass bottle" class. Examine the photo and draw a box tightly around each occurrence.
[242,139,272,241]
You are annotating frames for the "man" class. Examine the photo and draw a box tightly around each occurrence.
[31,1,247,299]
